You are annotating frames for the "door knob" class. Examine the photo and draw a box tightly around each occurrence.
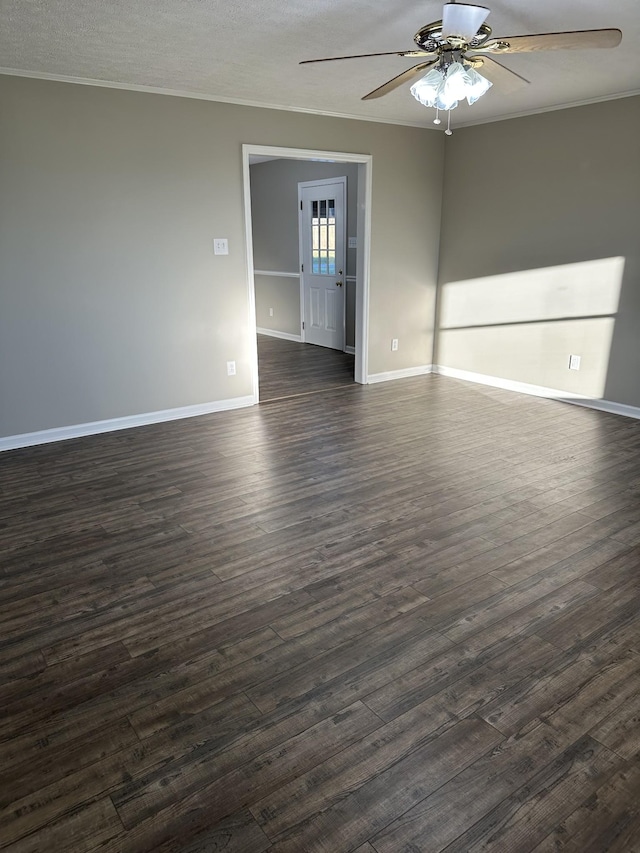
[336,281,343,287]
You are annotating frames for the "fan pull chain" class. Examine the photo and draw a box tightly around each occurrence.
[433,107,441,125]
[445,110,453,136]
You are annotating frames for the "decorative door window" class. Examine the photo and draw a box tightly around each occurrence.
[311,199,336,275]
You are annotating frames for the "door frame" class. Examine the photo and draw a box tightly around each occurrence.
[298,176,347,350]
[242,144,372,402]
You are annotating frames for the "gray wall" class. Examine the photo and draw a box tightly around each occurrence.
[253,274,301,337]
[251,159,359,275]
[0,75,444,438]
[6,74,631,442]
[250,159,359,344]
[436,96,640,406]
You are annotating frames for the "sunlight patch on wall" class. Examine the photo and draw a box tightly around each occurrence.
[440,257,624,328]
[437,257,625,400]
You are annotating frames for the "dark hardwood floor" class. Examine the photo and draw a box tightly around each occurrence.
[2,374,640,852]
[257,334,355,402]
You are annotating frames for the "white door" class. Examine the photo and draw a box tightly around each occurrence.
[299,178,346,350]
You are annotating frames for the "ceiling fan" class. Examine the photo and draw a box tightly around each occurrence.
[300,2,622,132]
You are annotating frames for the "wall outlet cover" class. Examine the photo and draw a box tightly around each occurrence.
[214,238,229,255]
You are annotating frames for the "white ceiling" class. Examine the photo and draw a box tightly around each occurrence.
[0,0,638,129]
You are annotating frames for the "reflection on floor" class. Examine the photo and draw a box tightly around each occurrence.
[257,334,355,402]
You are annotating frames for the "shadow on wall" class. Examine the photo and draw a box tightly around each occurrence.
[436,256,626,401]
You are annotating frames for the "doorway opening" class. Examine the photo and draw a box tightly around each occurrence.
[242,145,372,403]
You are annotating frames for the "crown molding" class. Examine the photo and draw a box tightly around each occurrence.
[1,67,637,133]
[0,67,431,129]
[454,88,640,128]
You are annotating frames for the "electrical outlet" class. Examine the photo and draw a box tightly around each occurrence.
[213,238,229,255]
[227,360,236,376]
[391,339,399,351]
[269,308,274,317]
[568,354,581,371]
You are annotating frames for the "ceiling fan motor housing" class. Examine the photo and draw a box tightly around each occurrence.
[414,21,493,54]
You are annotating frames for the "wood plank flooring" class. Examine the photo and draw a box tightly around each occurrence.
[257,334,355,402]
[2,375,640,851]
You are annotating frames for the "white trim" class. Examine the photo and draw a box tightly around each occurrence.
[243,144,372,396]
[254,270,300,278]
[243,145,373,166]
[258,326,350,350]
[355,161,372,385]
[257,328,302,342]
[367,365,433,384]
[298,186,306,342]
[242,146,261,403]
[0,68,433,129]
[0,396,256,453]
[433,365,640,421]
[297,176,349,187]
[580,399,640,421]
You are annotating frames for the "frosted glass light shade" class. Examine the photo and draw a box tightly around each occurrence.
[409,68,444,107]
[465,67,492,103]
[436,90,459,111]
[442,62,471,100]
[410,61,492,114]
[442,3,490,41]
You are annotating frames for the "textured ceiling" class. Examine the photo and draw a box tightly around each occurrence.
[0,0,638,128]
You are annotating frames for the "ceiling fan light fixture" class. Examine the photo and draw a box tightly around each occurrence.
[441,2,490,42]
[410,60,492,129]
[302,4,623,122]
[442,61,472,99]
[436,90,459,111]
[464,66,492,103]
[409,67,444,106]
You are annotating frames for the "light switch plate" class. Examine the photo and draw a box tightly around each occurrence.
[568,354,581,370]
[214,238,229,255]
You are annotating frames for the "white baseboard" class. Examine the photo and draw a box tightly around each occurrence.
[433,365,640,421]
[0,395,256,453]
[9,364,638,453]
[257,328,302,342]
[254,270,300,279]
[367,364,433,384]
[257,329,353,352]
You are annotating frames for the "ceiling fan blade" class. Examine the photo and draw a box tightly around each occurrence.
[300,49,435,65]
[362,60,438,100]
[478,28,622,54]
[442,2,490,41]
[474,56,529,93]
